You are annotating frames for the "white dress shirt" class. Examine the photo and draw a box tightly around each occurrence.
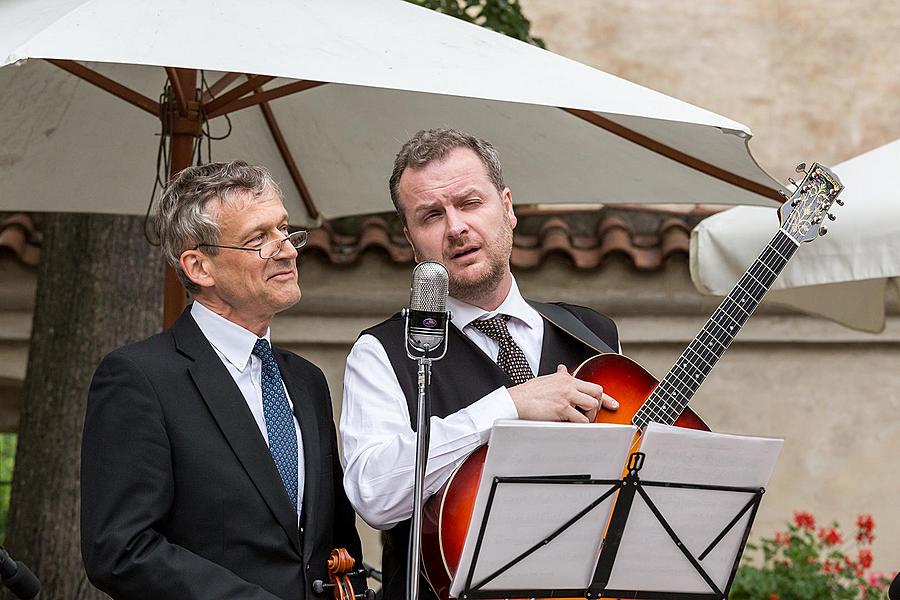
[191,301,305,517]
[340,277,543,529]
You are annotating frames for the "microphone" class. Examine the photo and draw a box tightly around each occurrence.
[0,547,40,600]
[404,261,449,355]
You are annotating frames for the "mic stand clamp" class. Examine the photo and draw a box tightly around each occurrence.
[402,311,450,600]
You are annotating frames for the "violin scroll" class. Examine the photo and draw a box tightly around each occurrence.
[311,547,373,600]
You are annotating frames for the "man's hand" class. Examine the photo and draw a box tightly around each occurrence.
[508,364,619,423]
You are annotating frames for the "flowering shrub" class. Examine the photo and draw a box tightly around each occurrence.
[729,511,894,599]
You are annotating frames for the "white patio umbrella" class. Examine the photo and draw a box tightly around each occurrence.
[1,0,784,227]
[690,139,900,333]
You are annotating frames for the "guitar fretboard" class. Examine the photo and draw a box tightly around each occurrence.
[633,229,799,429]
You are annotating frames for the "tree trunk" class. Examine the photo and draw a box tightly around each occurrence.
[3,213,163,600]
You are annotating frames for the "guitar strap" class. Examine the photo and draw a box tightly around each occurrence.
[526,300,617,355]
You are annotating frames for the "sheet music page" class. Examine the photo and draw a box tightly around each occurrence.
[606,423,783,595]
[449,420,636,598]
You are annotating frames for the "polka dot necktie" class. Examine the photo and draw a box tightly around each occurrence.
[471,314,535,385]
[252,338,299,513]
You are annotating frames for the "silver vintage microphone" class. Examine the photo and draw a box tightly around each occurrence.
[404,261,450,356]
[402,261,450,600]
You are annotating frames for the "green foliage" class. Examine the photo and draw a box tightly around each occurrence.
[0,434,17,543]
[408,0,546,48]
[730,511,893,600]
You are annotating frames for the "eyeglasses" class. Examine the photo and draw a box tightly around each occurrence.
[194,230,308,260]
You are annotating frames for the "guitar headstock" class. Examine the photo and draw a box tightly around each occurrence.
[778,162,845,243]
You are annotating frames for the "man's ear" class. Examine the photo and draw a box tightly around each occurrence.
[179,250,215,289]
[502,187,517,230]
[402,227,421,263]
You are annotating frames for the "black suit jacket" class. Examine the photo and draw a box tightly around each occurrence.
[81,309,363,599]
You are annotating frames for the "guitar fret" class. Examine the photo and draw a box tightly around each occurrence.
[745,270,768,290]
[756,258,779,278]
[679,353,710,378]
[749,266,777,288]
[730,285,759,313]
[717,307,743,328]
[668,368,697,396]
[685,342,715,370]
[723,296,751,318]
[768,243,790,263]
[708,315,737,341]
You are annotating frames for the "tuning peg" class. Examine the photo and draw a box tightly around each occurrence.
[795,162,808,173]
[778,189,788,198]
[827,213,836,221]
[791,198,799,207]
[787,177,799,187]
[819,226,828,235]
[835,198,845,206]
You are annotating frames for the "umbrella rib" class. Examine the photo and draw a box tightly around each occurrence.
[45,59,158,116]
[205,80,327,119]
[563,108,783,202]
[256,95,319,222]
[202,72,242,104]
[204,75,276,116]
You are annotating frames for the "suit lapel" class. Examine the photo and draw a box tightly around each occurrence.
[172,312,302,557]
[275,350,320,558]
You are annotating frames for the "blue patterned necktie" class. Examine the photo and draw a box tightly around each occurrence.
[252,338,299,513]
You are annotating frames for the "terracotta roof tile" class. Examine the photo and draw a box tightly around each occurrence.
[5,209,696,272]
[303,210,693,271]
[0,213,41,267]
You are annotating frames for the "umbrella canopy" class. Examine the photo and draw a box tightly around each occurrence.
[1,0,784,226]
[691,139,900,333]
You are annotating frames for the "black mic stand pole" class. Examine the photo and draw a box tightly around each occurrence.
[404,316,449,600]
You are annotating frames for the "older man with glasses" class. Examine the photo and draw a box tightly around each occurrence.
[80,161,364,600]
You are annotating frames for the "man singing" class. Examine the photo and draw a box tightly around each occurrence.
[341,129,619,598]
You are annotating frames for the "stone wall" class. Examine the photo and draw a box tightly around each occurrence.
[520,0,900,183]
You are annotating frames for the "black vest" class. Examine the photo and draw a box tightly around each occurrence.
[362,302,618,600]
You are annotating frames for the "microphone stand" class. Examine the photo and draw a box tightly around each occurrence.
[403,313,449,600]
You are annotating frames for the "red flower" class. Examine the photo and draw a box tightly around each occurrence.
[793,511,816,531]
[858,549,874,570]
[856,514,875,544]
[774,531,791,547]
[769,594,779,600]
[817,527,843,546]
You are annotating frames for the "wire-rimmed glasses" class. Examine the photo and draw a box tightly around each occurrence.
[194,230,308,259]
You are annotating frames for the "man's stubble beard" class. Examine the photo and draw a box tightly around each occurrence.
[447,214,514,305]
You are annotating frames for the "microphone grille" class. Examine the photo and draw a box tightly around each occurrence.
[410,261,449,312]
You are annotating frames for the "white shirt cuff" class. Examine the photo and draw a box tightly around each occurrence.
[464,386,519,444]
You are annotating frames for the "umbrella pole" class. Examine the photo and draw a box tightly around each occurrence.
[163,69,200,328]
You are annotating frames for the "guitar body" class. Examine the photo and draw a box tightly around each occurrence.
[421,353,709,600]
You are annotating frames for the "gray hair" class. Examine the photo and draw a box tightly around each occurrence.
[154,161,282,292]
[388,128,505,223]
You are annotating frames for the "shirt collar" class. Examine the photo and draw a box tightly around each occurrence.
[447,276,542,331]
[190,301,271,372]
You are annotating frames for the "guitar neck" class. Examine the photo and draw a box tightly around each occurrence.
[633,228,799,429]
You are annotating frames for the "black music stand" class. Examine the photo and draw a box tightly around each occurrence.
[453,424,779,600]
